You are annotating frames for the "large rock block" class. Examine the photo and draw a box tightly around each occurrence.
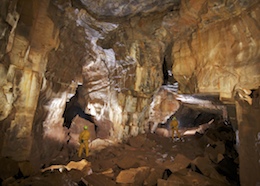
[166,154,191,173]
[116,166,150,185]
[0,157,19,180]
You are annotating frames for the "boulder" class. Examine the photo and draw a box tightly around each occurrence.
[191,156,213,177]
[18,161,34,177]
[128,134,146,148]
[166,154,191,173]
[167,174,186,185]
[83,173,116,186]
[144,167,164,185]
[0,157,19,180]
[205,141,225,162]
[116,166,150,185]
[116,156,141,169]
[157,178,182,186]
[191,156,228,184]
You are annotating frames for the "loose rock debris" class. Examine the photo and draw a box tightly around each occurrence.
[0,121,239,186]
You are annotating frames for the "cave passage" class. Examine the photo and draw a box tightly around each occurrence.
[0,113,240,186]
[63,86,96,130]
[0,0,259,185]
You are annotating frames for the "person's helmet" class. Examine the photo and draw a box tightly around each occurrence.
[84,126,88,130]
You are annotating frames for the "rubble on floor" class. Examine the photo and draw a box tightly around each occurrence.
[0,120,239,186]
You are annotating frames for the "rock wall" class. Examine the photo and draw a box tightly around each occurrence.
[0,0,178,162]
[171,1,260,101]
[0,2,260,184]
[0,0,60,160]
[235,87,260,185]
[168,1,260,184]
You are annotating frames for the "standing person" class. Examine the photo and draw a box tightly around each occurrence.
[170,116,180,140]
[78,126,90,157]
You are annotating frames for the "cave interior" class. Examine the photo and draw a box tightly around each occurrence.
[0,0,260,185]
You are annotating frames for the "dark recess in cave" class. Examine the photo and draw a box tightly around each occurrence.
[162,57,169,85]
[63,86,96,129]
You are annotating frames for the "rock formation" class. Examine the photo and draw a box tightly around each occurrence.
[0,0,259,185]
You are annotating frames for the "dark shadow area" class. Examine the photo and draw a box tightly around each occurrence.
[159,104,219,130]
[175,104,220,128]
[162,57,169,85]
[63,104,95,129]
[162,52,175,86]
[63,86,96,130]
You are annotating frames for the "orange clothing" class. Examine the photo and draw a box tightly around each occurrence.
[170,120,179,128]
[170,119,180,139]
[78,129,90,157]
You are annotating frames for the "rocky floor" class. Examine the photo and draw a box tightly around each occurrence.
[0,120,239,186]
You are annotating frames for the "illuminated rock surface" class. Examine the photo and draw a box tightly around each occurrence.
[0,0,259,185]
[0,121,238,186]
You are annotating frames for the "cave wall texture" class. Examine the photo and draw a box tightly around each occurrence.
[0,0,260,185]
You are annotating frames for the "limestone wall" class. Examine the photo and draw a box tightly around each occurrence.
[0,0,59,160]
[172,4,260,101]
[0,1,260,174]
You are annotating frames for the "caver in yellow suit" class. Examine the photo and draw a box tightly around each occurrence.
[78,125,90,157]
[170,117,180,139]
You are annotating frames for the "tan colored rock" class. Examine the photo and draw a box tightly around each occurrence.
[217,153,224,163]
[99,168,114,178]
[18,161,34,177]
[116,156,140,169]
[191,156,214,177]
[166,174,186,185]
[116,166,150,185]
[191,156,228,183]
[184,171,226,186]
[157,178,185,186]
[155,128,170,138]
[41,159,91,174]
[66,159,90,171]
[166,154,191,173]
[158,168,229,186]
[89,138,115,151]
[157,179,172,186]
[0,0,60,161]
[128,134,146,148]
[144,168,164,186]
[149,87,180,132]
[0,6,259,186]
[171,3,260,100]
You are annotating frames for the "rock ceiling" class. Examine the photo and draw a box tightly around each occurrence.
[0,0,259,167]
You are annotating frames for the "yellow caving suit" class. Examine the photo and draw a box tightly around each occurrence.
[78,129,90,157]
[170,119,180,139]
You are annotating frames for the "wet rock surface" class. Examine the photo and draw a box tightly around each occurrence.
[0,120,239,185]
